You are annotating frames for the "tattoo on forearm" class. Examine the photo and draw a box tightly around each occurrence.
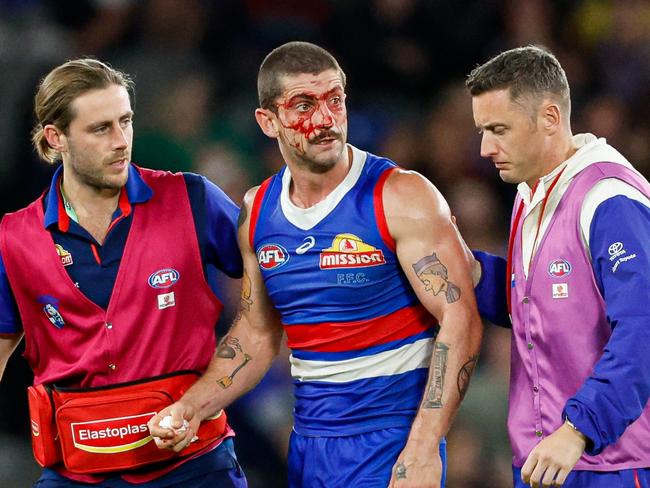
[412,253,461,303]
[395,462,407,479]
[237,203,248,229]
[216,335,243,359]
[457,354,479,400]
[216,354,251,389]
[423,342,449,408]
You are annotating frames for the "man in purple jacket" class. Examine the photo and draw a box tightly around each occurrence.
[467,46,650,487]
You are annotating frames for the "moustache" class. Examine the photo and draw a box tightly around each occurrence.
[310,131,341,144]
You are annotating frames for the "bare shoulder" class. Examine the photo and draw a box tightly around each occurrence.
[237,185,263,251]
[383,168,451,223]
[242,185,262,212]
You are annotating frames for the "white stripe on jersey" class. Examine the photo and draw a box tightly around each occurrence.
[280,145,368,230]
[290,337,433,383]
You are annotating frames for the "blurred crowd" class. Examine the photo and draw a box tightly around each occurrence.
[0,1,648,486]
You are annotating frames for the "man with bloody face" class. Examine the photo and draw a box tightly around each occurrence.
[151,42,486,488]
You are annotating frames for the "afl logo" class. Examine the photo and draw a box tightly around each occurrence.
[148,268,180,288]
[548,259,572,278]
[257,243,289,270]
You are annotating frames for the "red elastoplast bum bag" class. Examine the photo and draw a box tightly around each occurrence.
[27,370,228,474]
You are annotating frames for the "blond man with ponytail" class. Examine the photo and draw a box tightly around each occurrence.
[0,58,247,487]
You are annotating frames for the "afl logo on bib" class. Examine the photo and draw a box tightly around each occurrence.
[257,243,289,270]
[148,268,180,288]
[548,259,572,278]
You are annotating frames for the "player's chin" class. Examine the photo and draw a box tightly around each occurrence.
[103,172,129,190]
[498,169,519,184]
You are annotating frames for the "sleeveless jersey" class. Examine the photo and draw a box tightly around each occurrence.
[250,146,437,436]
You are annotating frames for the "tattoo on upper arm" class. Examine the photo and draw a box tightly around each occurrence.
[237,203,248,229]
[457,354,479,400]
[395,461,407,479]
[413,253,461,303]
[232,272,253,323]
[240,272,253,311]
[423,342,449,408]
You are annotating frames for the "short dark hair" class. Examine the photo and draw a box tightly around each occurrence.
[257,41,346,111]
[32,58,133,163]
[466,45,570,113]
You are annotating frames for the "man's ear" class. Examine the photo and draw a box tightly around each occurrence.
[540,102,562,135]
[43,124,67,153]
[254,108,279,139]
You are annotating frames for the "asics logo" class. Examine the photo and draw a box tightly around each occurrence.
[296,236,316,255]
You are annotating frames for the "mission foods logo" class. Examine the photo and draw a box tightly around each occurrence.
[257,243,289,270]
[548,259,572,278]
[148,268,180,288]
[319,234,385,269]
[71,412,154,454]
[55,244,73,267]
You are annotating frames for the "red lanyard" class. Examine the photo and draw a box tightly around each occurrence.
[506,166,566,313]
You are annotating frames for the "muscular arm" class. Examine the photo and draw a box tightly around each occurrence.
[384,170,483,486]
[0,332,23,381]
[149,187,284,450]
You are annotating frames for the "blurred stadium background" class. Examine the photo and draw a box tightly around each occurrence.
[0,1,648,486]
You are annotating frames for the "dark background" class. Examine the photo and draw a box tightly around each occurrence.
[0,1,649,486]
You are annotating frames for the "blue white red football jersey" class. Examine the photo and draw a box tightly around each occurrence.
[250,145,437,436]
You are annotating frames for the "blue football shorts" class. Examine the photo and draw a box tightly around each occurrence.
[288,427,446,488]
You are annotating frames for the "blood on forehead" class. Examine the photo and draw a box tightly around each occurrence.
[275,88,346,138]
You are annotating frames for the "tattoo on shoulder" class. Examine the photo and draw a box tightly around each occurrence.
[413,253,461,303]
[423,342,449,409]
[395,462,407,479]
[457,354,479,400]
[237,203,248,229]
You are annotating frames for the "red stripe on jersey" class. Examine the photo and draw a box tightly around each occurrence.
[56,178,70,233]
[285,304,435,352]
[118,186,132,217]
[374,167,397,252]
[249,177,272,250]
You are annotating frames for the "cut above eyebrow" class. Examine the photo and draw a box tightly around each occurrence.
[286,87,344,102]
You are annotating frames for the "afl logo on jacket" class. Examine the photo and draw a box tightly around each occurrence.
[548,259,572,278]
[148,268,180,288]
[257,243,289,270]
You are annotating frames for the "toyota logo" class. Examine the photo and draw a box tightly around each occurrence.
[608,242,624,255]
